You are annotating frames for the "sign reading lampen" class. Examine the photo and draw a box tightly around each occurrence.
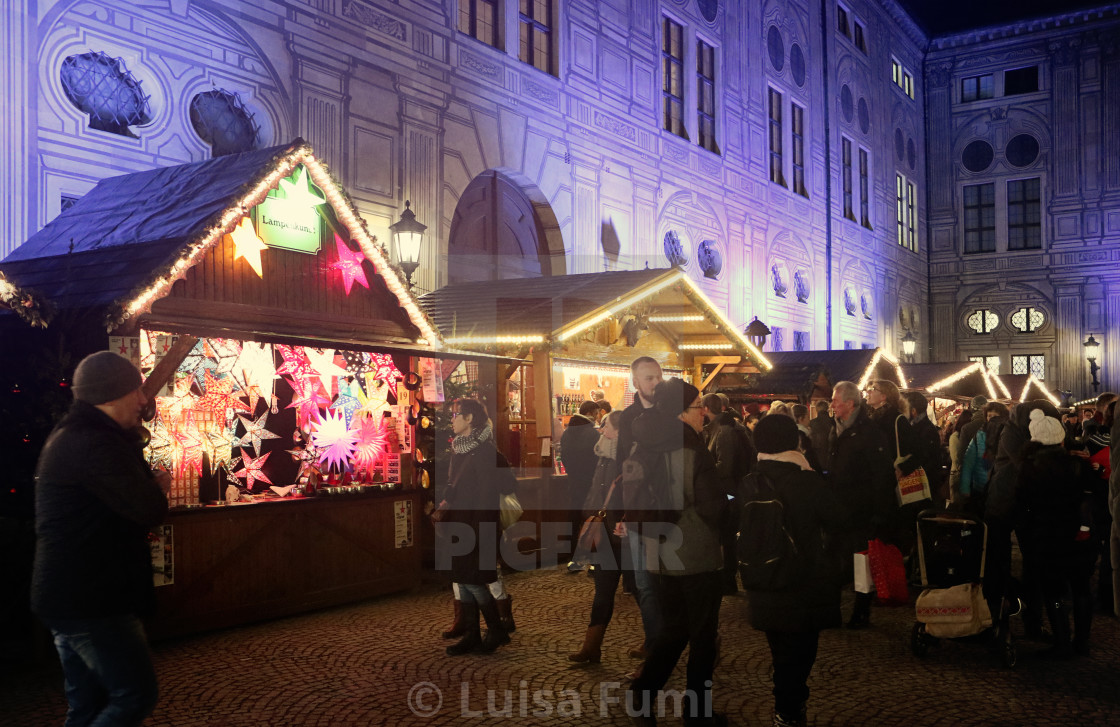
[253,167,324,254]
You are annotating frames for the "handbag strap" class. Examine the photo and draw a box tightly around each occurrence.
[597,476,621,517]
[894,415,904,460]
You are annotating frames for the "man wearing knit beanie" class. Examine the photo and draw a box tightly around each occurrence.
[628,377,729,725]
[31,350,170,724]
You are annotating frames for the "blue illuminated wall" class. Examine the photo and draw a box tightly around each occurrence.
[0,1,1116,394]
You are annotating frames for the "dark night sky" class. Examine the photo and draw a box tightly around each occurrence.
[897,0,1115,36]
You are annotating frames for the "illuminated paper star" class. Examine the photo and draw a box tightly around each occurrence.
[203,426,238,470]
[208,339,243,376]
[236,411,280,454]
[233,341,277,412]
[233,449,273,491]
[287,377,331,430]
[351,416,389,478]
[276,344,314,380]
[155,375,195,425]
[303,347,350,387]
[194,369,251,414]
[330,392,361,429]
[278,165,326,208]
[331,234,369,295]
[227,216,268,278]
[311,409,358,474]
[342,351,369,376]
[146,423,176,470]
[369,353,403,384]
[173,424,205,477]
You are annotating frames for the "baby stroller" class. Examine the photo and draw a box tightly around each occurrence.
[909,509,1019,668]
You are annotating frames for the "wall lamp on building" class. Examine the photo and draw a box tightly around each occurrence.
[1084,333,1101,394]
[390,200,427,289]
[901,329,916,363]
[744,317,771,350]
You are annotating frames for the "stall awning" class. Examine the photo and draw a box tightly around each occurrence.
[708,347,905,400]
[1000,373,1061,406]
[906,361,1007,400]
[0,139,440,347]
[419,268,771,370]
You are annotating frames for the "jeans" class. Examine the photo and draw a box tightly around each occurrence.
[628,570,723,721]
[765,630,819,718]
[627,531,662,651]
[456,582,495,607]
[44,615,159,727]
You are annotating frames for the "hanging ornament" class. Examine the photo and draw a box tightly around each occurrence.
[227,216,268,278]
[351,415,390,478]
[276,344,315,380]
[146,422,176,470]
[232,340,276,413]
[180,339,218,386]
[342,351,370,377]
[208,338,243,377]
[173,424,205,476]
[310,408,358,474]
[194,369,251,415]
[303,347,350,388]
[286,376,331,430]
[330,390,361,429]
[236,411,281,454]
[278,165,326,208]
[369,353,404,383]
[233,449,273,490]
[203,426,238,471]
[331,234,370,295]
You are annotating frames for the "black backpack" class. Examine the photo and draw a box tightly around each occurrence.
[737,471,803,591]
[621,446,681,526]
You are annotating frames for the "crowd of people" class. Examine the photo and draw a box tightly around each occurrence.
[430,356,1119,727]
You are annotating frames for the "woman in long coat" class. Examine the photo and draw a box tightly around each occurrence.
[434,398,516,655]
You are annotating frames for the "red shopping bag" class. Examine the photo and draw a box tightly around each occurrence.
[868,538,909,606]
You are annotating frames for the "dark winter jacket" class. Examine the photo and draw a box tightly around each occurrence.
[1016,442,1093,564]
[986,400,1061,526]
[631,411,727,575]
[438,439,517,585]
[561,413,601,508]
[828,405,896,537]
[809,414,833,473]
[703,411,756,492]
[909,413,945,492]
[579,436,624,557]
[745,460,847,632]
[617,397,652,466]
[32,400,169,620]
[868,404,921,476]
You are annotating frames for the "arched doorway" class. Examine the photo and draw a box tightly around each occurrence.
[446,171,555,284]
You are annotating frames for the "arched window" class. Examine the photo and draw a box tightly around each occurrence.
[190,90,258,157]
[60,51,151,137]
[966,309,999,334]
[1009,306,1045,333]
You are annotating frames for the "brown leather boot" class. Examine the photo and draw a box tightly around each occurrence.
[568,625,606,663]
[495,595,516,632]
[442,599,466,639]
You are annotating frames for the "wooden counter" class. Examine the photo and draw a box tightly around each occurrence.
[150,489,421,640]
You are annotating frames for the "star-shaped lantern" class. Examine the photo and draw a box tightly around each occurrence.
[311,408,358,474]
[194,369,251,415]
[351,415,390,478]
[286,376,331,430]
[368,353,404,384]
[233,449,273,491]
[227,217,268,278]
[236,411,281,454]
[331,234,370,295]
[278,165,326,209]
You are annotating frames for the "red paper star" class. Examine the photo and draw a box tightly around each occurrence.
[351,416,389,477]
[275,345,315,380]
[331,234,369,295]
[194,369,250,414]
[233,449,273,490]
[369,353,403,383]
[286,376,331,430]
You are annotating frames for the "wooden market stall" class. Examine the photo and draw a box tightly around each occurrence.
[420,268,772,564]
[0,140,443,639]
[708,347,908,414]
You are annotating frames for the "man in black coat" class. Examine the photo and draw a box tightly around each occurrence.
[32,351,170,726]
[827,381,896,628]
[561,400,604,567]
[904,391,945,508]
[702,393,756,593]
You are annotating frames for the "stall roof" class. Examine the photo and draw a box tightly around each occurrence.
[419,268,771,369]
[906,361,1005,400]
[0,140,440,344]
[707,347,906,399]
[1001,373,1062,406]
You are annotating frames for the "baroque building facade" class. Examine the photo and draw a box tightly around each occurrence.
[925,6,1120,398]
[0,0,1116,395]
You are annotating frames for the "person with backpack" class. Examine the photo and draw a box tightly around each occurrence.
[741,414,846,727]
[702,392,756,595]
[959,402,1009,515]
[626,378,729,726]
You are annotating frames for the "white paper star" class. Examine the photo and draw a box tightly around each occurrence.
[278,166,326,208]
[228,217,267,277]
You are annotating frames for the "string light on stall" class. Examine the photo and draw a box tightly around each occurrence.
[926,362,986,395]
[679,342,735,350]
[555,274,682,342]
[986,369,1012,399]
[444,335,546,346]
[857,349,907,391]
[648,314,705,323]
[0,273,50,327]
[677,276,772,370]
[560,365,633,380]
[1018,373,1061,406]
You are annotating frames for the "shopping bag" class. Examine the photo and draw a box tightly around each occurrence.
[896,467,932,506]
[915,582,991,637]
[853,550,874,594]
[868,538,909,605]
[499,492,523,530]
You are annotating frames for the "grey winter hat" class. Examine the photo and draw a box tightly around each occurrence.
[72,351,143,405]
[969,395,989,411]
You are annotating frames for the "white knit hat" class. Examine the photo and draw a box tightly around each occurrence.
[1028,408,1065,446]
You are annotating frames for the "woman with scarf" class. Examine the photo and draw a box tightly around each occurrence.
[865,379,927,542]
[568,410,639,664]
[745,414,846,727]
[433,398,517,655]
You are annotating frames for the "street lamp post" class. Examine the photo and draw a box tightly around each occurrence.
[744,317,771,350]
[1084,334,1101,395]
[390,200,427,289]
[901,329,916,363]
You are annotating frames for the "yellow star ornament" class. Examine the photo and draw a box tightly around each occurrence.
[227,217,268,278]
[278,166,326,209]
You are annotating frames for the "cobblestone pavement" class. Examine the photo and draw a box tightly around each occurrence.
[5,567,1119,727]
